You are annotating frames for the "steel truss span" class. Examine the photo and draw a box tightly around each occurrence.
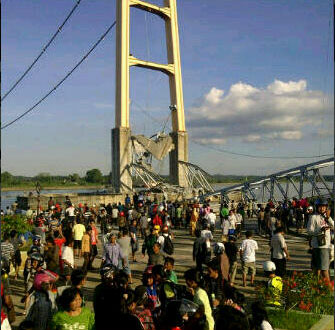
[205,157,334,202]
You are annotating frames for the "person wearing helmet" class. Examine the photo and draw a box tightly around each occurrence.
[133,285,156,330]
[307,199,334,279]
[263,261,283,306]
[305,205,314,228]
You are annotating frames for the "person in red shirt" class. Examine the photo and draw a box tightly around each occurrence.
[88,219,99,270]
[53,230,66,272]
[153,214,162,228]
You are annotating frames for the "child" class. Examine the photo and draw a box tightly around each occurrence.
[142,268,160,311]
[164,257,178,284]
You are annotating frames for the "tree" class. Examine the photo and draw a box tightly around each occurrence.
[85,169,103,183]
[69,173,81,183]
[35,172,51,183]
[1,172,13,185]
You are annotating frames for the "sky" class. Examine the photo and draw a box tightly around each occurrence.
[1,0,334,177]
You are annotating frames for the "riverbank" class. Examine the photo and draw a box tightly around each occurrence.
[1,184,104,192]
[1,182,238,192]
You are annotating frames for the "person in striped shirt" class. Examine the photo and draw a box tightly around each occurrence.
[1,233,14,273]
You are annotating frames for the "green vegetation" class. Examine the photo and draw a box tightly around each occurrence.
[1,170,111,188]
[1,214,33,238]
[267,309,321,330]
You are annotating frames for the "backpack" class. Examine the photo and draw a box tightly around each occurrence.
[163,236,174,255]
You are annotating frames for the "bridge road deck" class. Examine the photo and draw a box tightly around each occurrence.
[9,218,312,329]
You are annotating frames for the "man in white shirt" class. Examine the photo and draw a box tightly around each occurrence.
[307,199,334,280]
[271,227,290,277]
[111,205,119,226]
[205,209,216,233]
[240,230,258,287]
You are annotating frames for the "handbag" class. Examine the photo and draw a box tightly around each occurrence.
[316,233,326,247]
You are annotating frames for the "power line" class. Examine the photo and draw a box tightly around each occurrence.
[194,142,333,159]
[1,0,83,102]
[1,21,116,130]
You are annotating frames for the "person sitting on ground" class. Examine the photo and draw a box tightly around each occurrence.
[262,261,283,307]
[164,257,178,284]
[50,287,94,330]
[239,231,258,287]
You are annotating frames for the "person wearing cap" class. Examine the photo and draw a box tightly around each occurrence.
[263,261,283,306]
[307,199,334,279]
[102,234,125,270]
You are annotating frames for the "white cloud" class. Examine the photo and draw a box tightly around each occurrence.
[187,79,332,144]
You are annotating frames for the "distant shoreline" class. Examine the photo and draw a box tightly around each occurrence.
[1,185,103,192]
[1,182,239,192]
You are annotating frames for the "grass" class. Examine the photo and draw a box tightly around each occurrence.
[267,309,321,330]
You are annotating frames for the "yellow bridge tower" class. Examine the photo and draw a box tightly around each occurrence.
[112,0,188,192]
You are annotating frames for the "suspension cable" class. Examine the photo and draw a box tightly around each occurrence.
[1,21,116,130]
[2,0,83,102]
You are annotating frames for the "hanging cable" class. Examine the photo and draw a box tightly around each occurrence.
[1,21,116,130]
[193,142,333,159]
[1,0,83,102]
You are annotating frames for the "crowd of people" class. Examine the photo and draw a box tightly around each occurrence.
[1,192,333,330]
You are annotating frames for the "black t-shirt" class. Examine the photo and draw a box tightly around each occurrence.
[224,242,238,263]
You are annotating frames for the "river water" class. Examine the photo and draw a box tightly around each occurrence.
[1,181,331,211]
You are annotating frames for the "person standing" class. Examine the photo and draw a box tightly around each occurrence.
[44,237,60,273]
[81,227,91,274]
[258,207,265,236]
[62,238,75,274]
[190,207,199,236]
[88,220,99,270]
[118,229,132,283]
[224,235,238,286]
[72,219,86,259]
[239,231,258,287]
[102,234,125,270]
[307,199,334,279]
[270,227,290,277]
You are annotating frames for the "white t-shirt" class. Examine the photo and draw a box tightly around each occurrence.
[307,214,334,248]
[112,208,119,218]
[261,320,273,330]
[236,213,242,224]
[228,215,237,229]
[207,213,216,225]
[157,234,171,251]
[66,206,75,217]
[62,246,74,268]
[240,238,258,262]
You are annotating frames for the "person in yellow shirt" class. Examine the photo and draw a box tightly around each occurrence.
[263,261,283,307]
[184,268,214,330]
[190,207,199,237]
[72,219,86,258]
